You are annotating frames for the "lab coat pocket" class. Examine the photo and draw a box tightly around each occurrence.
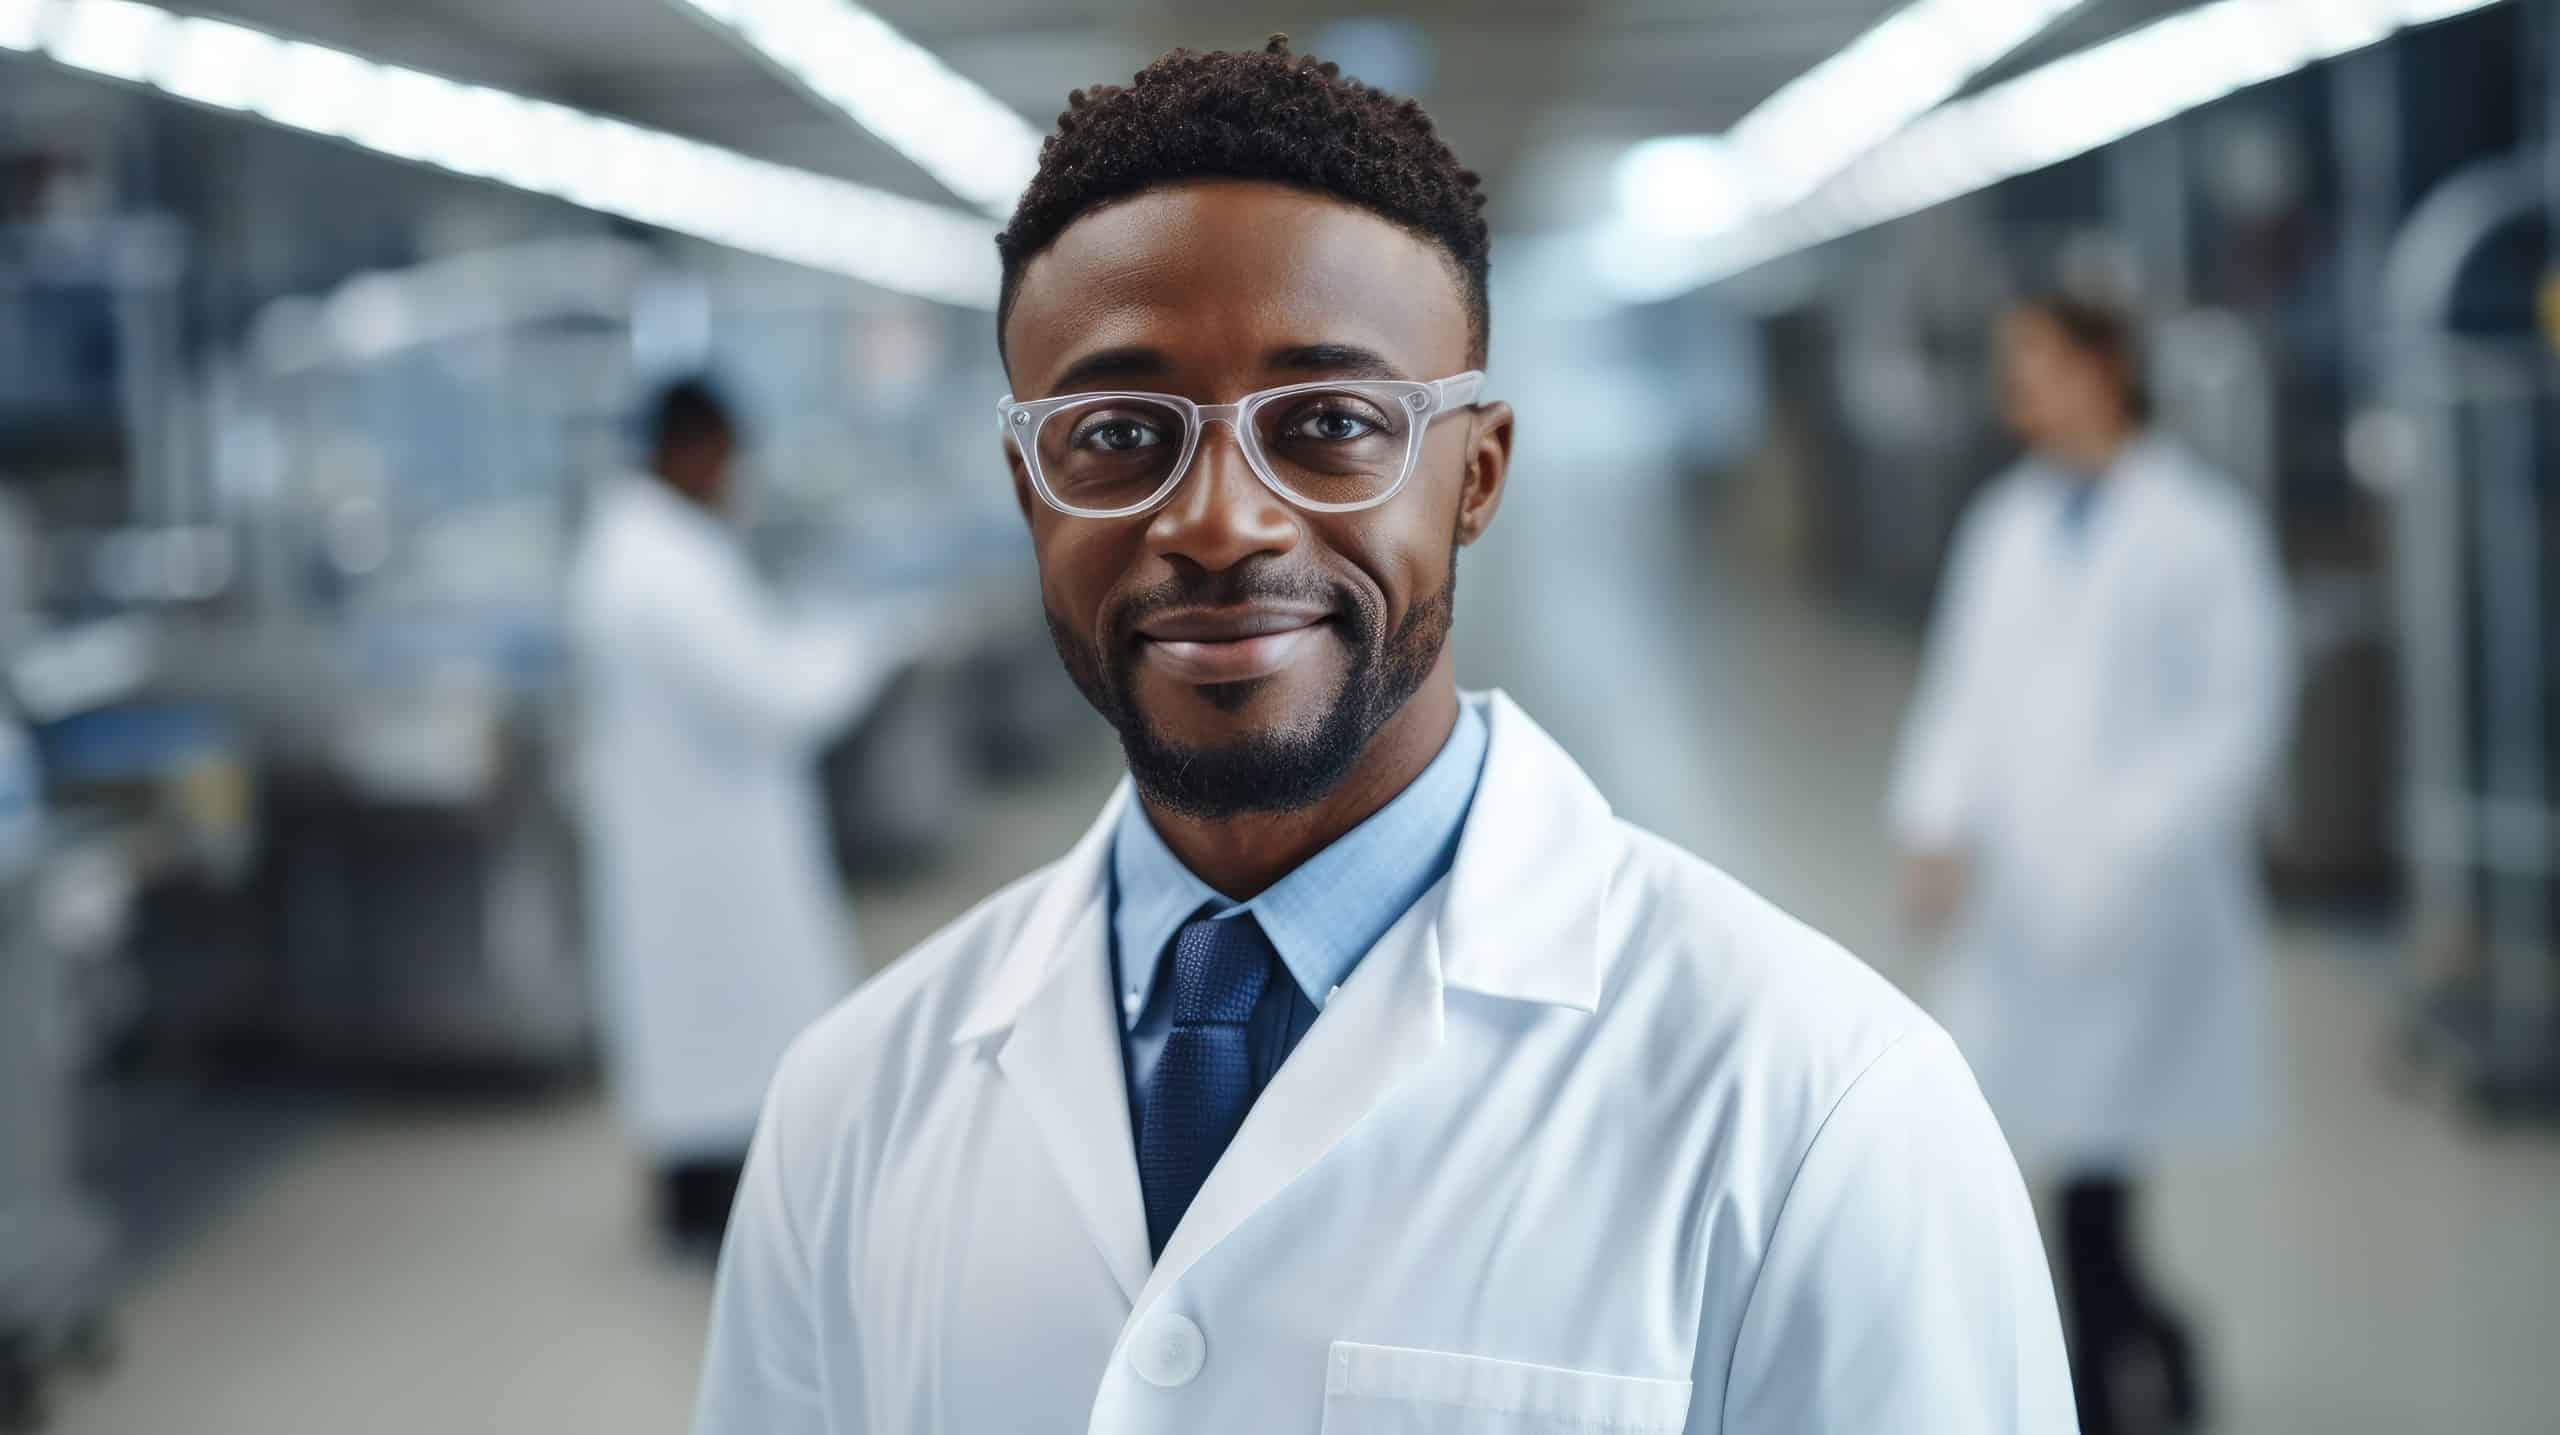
[1321,1340,1692,1434]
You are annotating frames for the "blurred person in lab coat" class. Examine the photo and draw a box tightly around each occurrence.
[569,377,905,1247]
[694,36,2072,1435]
[1892,295,2293,1435]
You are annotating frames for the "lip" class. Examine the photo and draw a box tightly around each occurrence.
[1136,604,1332,642]
[1135,605,1333,684]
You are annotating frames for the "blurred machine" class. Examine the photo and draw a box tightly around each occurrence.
[163,238,1060,1069]
[172,238,641,1073]
[0,621,259,1429]
[0,702,114,1432]
[2372,149,2560,1116]
[0,200,258,1426]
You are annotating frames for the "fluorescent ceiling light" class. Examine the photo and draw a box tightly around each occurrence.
[1650,0,2512,293]
[47,0,163,80]
[1614,136,1756,239]
[157,16,274,110]
[0,0,48,50]
[8,0,999,307]
[1615,0,2091,243]
[255,38,370,138]
[668,0,1042,216]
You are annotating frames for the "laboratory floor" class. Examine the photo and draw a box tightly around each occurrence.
[47,549,2560,1435]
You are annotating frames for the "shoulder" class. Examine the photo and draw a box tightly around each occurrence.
[1598,821,1946,1130]
[756,861,1064,1178]
[1957,464,2045,532]
[573,484,712,607]
[1938,466,2047,576]
[1585,824,2029,1343]
[1593,828,2044,1338]
[2130,442,2265,545]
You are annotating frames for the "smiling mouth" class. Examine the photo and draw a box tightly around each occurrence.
[1135,606,1334,685]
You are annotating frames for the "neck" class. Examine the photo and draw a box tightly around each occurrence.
[2051,423,2137,475]
[651,461,725,512]
[1140,661,1462,900]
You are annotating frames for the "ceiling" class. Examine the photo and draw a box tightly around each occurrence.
[3,0,2203,256]
[172,0,1928,227]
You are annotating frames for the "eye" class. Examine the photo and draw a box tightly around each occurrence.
[1274,402,1387,443]
[1071,414,1170,452]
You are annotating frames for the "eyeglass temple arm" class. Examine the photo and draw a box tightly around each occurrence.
[1432,371,1487,412]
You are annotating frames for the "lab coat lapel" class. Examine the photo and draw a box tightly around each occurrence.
[2079,447,2168,609]
[1133,890,1450,1315]
[964,787,1154,1308]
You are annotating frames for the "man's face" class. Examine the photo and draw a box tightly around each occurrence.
[1996,309,2118,457]
[1001,181,1511,818]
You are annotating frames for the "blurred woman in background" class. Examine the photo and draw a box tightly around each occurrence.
[1891,295,2294,1435]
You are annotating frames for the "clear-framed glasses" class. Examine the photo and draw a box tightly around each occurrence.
[997,371,1487,519]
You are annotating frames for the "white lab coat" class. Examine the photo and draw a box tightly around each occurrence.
[567,474,891,1161]
[1890,437,2293,1172]
[695,693,2074,1434]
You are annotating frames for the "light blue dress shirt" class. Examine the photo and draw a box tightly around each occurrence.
[1109,698,1490,1137]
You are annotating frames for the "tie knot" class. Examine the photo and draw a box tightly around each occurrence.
[1167,912,1276,1026]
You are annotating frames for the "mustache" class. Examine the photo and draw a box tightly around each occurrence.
[1102,566,1358,647]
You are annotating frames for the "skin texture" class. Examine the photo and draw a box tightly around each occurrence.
[1900,303,2144,934]
[1996,307,2138,474]
[1002,180,1516,899]
[1899,850,1970,937]
[656,430,736,513]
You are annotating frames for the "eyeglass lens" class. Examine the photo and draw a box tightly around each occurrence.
[1032,386,1423,514]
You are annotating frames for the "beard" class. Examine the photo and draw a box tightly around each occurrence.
[1046,556,1455,820]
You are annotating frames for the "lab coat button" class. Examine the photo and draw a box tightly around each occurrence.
[1131,1313,1205,1387]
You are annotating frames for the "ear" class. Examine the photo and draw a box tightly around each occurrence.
[1453,401,1514,548]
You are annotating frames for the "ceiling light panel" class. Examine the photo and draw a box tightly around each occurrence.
[1680,0,2513,289]
[669,0,1042,216]
[8,0,999,307]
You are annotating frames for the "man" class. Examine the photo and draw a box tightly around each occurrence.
[697,37,2072,1434]
[569,378,902,1245]
[1892,296,2292,1434]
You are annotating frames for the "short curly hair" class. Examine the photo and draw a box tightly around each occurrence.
[995,34,1492,366]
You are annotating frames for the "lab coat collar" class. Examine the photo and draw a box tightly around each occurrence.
[950,691,1617,1313]
[1108,698,1490,1025]
[952,781,1130,1046]
[615,468,721,528]
[2030,433,2175,502]
[2110,430,2176,476]
[951,689,1612,1045]
[1436,690,1614,1012]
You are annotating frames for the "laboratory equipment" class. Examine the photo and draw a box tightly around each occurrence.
[2373,150,2560,1116]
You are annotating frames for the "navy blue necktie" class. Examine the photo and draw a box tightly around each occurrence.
[1137,912,1278,1259]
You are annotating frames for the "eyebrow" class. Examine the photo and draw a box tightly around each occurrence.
[1049,347,1169,392]
[1266,343,1403,380]
[1042,340,1407,396]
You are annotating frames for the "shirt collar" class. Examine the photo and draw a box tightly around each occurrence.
[1109,697,1490,1028]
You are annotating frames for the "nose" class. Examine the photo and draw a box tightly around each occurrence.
[1143,417,1299,573]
